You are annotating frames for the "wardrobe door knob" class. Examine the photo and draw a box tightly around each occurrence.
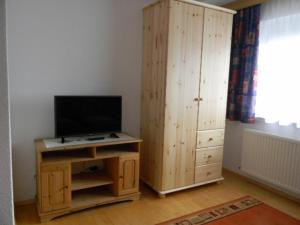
[194,97,203,102]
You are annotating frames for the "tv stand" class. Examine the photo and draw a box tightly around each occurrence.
[35,133,142,222]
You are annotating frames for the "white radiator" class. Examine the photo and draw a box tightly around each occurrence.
[241,129,300,198]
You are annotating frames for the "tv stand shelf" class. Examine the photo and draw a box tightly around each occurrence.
[35,133,142,222]
[72,172,113,191]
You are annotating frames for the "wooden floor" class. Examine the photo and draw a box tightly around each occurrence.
[15,170,300,225]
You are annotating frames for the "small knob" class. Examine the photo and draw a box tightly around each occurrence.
[208,138,213,141]
[60,185,69,191]
[193,97,203,102]
[207,155,212,158]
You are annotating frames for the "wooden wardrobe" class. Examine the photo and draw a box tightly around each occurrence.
[140,0,235,196]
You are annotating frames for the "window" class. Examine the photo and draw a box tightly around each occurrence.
[255,0,300,127]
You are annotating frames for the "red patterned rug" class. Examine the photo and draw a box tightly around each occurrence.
[156,196,300,225]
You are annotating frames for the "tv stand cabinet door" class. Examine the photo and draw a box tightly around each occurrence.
[118,154,139,195]
[40,163,71,212]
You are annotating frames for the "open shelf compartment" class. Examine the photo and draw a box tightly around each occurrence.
[41,148,94,163]
[72,171,113,191]
[72,186,115,209]
[41,142,139,164]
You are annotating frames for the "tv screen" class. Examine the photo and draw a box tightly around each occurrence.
[55,96,122,137]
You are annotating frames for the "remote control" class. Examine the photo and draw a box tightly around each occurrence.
[87,137,105,141]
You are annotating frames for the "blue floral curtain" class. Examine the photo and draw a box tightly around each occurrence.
[227,5,261,123]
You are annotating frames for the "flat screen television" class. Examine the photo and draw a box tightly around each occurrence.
[55,96,122,137]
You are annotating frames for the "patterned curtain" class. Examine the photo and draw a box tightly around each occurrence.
[227,5,261,123]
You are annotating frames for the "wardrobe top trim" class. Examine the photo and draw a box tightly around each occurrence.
[143,0,237,14]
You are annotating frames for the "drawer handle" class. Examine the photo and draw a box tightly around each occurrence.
[207,155,212,158]
[207,172,212,176]
[208,138,214,141]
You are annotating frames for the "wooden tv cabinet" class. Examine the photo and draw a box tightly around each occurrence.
[35,134,142,222]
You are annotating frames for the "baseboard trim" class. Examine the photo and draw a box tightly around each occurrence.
[14,198,36,207]
[223,168,300,203]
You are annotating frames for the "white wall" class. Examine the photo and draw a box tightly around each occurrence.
[113,0,153,136]
[7,0,119,202]
[0,0,15,224]
[223,119,300,173]
[7,0,153,202]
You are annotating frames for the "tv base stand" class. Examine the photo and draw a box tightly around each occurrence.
[109,132,119,138]
[35,133,142,222]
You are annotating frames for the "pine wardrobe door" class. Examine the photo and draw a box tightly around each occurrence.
[163,1,204,190]
[198,9,233,130]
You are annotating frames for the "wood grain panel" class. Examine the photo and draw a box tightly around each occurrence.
[196,129,224,148]
[40,163,71,212]
[41,172,51,212]
[197,9,233,130]
[144,0,236,14]
[140,0,170,191]
[195,163,222,183]
[123,160,135,189]
[195,146,223,166]
[118,154,140,195]
[163,1,204,190]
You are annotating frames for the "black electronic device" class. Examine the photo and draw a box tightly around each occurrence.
[86,136,105,141]
[55,96,122,138]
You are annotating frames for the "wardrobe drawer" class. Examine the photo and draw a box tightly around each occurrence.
[195,163,222,183]
[196,129,224,148]
[196,147,223,166]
